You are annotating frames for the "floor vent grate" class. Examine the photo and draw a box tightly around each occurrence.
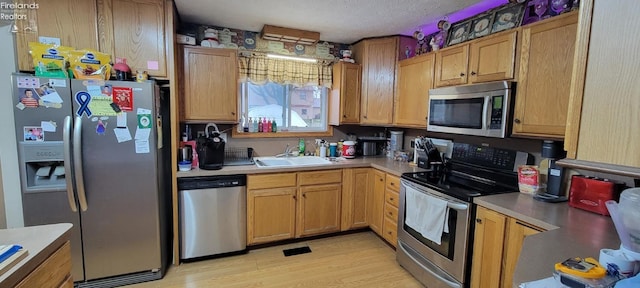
[283,246,312,257]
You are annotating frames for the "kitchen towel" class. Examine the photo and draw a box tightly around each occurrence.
[404,185,449,245]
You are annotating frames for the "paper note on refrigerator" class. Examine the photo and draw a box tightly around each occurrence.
[113,128,132,143]
[135,140,150,154]
[40,121,57,132]
[135,128,150,140]
[117,113,127,128]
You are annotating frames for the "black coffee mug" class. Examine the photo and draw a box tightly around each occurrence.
[115,70,130,81]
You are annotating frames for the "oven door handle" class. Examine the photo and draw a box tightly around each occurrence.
[398,241,462,288]
[447,202,468,211]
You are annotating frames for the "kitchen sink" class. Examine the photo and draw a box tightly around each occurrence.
[254,156,332,167]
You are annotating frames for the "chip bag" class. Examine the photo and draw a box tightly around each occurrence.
[29,42,73,78]
[69,49,112,80]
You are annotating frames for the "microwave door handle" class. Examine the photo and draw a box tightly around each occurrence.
[483,97,491,129]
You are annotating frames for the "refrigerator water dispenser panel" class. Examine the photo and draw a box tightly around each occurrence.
[19,141,66,191]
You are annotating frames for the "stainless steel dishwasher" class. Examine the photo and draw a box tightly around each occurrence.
[179,175,246,260]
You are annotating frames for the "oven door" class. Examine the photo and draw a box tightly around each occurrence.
[397,180,471,287]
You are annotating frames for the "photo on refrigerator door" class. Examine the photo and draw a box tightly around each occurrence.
[23,126,44,141]
[112,87,133,111]
[18,88,40,108]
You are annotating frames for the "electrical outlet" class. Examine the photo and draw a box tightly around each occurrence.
[220,132,228,142]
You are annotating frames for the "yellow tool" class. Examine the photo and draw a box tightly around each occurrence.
[555,257,606,279]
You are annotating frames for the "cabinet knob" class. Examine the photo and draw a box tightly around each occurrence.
[388,231,392,235]
[379,178,383,182]
[343,115,347,118]
[470,71,477,76]
[363,115,368,119]
[514,118,521,124]
[390,197,394,201]
[476,219,482,224]
[391,182,395,186]
[303,193,306,198]
[231,112,235,115]
[460,73,465,77]
[293,195,297,200]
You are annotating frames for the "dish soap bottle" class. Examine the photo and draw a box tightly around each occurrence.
[299,138,305,156]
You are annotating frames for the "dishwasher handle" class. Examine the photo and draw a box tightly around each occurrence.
[178,175,246,190]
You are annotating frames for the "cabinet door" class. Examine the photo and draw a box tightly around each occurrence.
[395,54,435,127]
[468,31,517,83]
[470,206,506,288]
[513,13,578,138]
[297,184,342,237]
[502,218,543,288]
[435,45,469,87]
[15,0,99,72]
[182,47,238,122]
[567,2,640,167]
[358,37,398,125]
[247,187,296,245]
[98,0,166,77]
[330,62,361,125]
[367,170,386,235]
[341,168,370,230]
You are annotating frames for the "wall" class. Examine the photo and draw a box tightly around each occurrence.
[0,26,23,228]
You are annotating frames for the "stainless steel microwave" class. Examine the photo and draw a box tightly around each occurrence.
[427,81,515,138]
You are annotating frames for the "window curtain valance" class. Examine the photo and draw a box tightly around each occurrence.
[238,54,332,88]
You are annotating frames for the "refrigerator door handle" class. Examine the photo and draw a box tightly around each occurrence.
[74,116,88,211]
[63,116,78,212]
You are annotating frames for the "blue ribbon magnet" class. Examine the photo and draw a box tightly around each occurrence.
[75,91,92,117]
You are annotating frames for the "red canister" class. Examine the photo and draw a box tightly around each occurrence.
[342,141,356,158]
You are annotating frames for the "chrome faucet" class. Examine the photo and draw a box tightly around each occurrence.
[276,144,295,158]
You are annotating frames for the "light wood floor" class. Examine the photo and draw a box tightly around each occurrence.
[124,231,423,287]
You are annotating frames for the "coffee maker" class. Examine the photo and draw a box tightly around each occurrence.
[196,123,225,170]
[534,140,568,202]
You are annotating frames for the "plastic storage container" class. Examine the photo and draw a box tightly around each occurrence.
[342,141,356,158]
[389,131,404,152]
[619,188,640,252]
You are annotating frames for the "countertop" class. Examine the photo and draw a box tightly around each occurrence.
[177,156,428,178]
[474,193,620,287]
[0,223,72,287]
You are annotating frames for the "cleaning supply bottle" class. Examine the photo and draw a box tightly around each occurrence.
[267,118,273,132]
[258,117,263,132]
[299,138,305,155]
[271,118,277,132]
[248,117,254,133]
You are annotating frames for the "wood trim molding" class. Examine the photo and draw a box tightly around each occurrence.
[564,1,594,158]
[556,158,640,179]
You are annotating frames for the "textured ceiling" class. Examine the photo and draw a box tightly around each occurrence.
[175,0,508,44]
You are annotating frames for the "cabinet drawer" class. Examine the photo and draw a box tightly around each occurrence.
[298,170,342,186]
[385,189,399,207]
[385,174,400,192]
[17,241,71,288]
[248,173,297,190]
[382,216,398,247]
[384,202,398,222]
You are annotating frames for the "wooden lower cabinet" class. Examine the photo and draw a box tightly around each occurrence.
[470,206,544,288]
[341,168,371,230]
[297,184,342,237]
[16,241,72,288]
[247,186,297,245]
[367,170,386,235]
[247,170,342,245]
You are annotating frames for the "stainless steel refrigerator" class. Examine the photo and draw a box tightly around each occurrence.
[11,74,170,287]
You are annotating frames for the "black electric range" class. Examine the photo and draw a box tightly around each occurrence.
[402,143,534,202]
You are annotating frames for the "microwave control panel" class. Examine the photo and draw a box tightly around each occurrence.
[489,95,504,129]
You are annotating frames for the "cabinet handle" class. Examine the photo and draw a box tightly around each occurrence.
[476,218,482,224]
[514,118,521,124]
[470,71,476,76]
[460,73,465,77]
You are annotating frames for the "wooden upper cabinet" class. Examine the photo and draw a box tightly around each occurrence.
[513,13,578,139]
[330,62,361,125]
[565,1,640,168]
[182,46,238,122]
[97,0,167,78]
[15,0,99,71]
[435,44,469,87]
[395,53,435,127]
[352,37,398,125]
[468,31,517,83]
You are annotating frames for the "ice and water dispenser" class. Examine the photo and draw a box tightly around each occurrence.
[19,142,67,191]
